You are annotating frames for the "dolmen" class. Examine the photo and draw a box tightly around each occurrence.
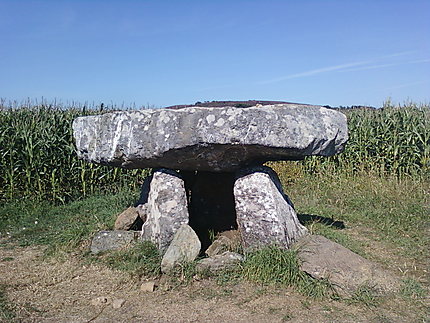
[73,102,348,255]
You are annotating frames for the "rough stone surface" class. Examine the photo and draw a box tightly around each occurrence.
[295,235,399,295]
[91,296,110,306]
[72,104,348,172]
[140,169,189,251]
[112,299,125,309]
[140,281,156,292]
[90,230,139,254]
[161,224,201,273]
[234,166,308,250]
[205,230,242,257]
[114,207,143,231]
[196,252,244,273]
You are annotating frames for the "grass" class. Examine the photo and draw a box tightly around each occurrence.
[0,188,138,254]
[345,284,380,307]
[400,278,427,299]
[94,241,161,278]
[240,245,333,298]
[286,171,430,264]
[1,171,428,296]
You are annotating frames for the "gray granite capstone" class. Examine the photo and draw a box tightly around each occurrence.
[72,104,348,172]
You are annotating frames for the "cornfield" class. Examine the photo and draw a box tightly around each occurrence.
[0,101,428,202]
[0,102,149,203]
[304,102,430,177]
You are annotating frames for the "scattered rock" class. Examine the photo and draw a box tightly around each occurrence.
[295,235,400,295]
[234,166,308,250]
[206,236,233,257]
[140,169,189,251]
[219,230,241,242]
[161,224,201,274]
[206,230,242,257]
[114,207,143,230]
[73,104,348,172]
[91,296,110,306]
[140,281,156,292]
[112,298,125,309]
[90,231,139,254]
[197,252,244,273]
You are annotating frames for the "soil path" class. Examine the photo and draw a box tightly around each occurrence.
[0,243,419,323]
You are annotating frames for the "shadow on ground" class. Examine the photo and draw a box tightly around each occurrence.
[298,214,345,229]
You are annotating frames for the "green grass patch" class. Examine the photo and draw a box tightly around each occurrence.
[400,278,427,299]
[0,189,138,255]
[345,284,380,307]
[286,172,430,261]
[94,241,161,278]
[241,245,333,298]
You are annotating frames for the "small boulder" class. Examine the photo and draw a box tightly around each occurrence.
[161,224,201,274]
[206,230,242,257]
[112,298,125,309]
[90,231,139,254]
[140,281,156,292]
[197,252,244,273]
[114,207,143,230]
[91,296,110,306]
[295,235,399,295]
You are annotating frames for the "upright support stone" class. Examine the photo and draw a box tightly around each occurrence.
[140,169,189,252]
[234,166,308,250]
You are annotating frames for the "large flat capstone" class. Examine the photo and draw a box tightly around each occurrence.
[72,104,348,172]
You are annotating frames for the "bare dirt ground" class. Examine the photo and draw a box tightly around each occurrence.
[0,242,425,323]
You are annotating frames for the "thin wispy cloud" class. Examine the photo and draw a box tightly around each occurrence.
[258,51,427,85]
[409,58,430,63]
[383,80,428,91]
[341,58,430,73]
[378,50,417,58]
[258,60,371,85]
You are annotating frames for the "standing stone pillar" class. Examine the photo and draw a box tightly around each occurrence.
[140,169,189,251]
[234,166,308,250]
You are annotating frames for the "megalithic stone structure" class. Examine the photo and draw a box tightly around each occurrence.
[73,102,348,252]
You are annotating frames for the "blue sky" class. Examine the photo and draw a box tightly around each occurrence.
[1,0,429,108]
